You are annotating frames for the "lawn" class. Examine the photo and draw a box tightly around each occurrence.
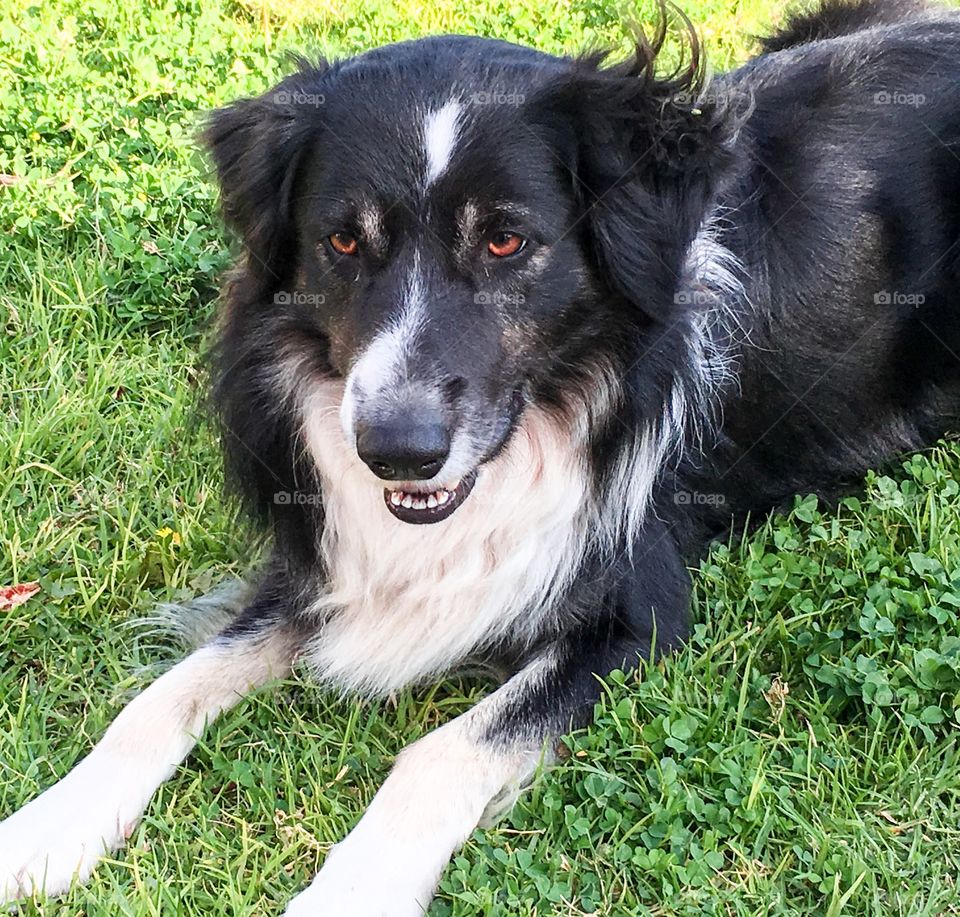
[2,0,960,913]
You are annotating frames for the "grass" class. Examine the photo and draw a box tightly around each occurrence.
[2,0,960,913]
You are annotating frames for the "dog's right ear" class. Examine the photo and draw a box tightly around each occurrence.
[530,9,742,324]
[203,64,328,280]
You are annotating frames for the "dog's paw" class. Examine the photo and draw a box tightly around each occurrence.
[0,753,142,904]
[282,842,432,917]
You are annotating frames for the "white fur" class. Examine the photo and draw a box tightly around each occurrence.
[683,214,749,393]
[283,654,553,916]
[580,361,667,557]
[595,215,747,554]
[0,634,292,904]
[302,379,591,695]
[679,215,750,456]
[133,578,253,651]
[422,100,462,187]
[339,254,427,444]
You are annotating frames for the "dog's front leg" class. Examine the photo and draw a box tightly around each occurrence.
[285,524,691,917]
[284,636,676,912]
[283,655,554,917]
[0,601,298,904]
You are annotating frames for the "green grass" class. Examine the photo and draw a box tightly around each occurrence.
[2,0,960,913]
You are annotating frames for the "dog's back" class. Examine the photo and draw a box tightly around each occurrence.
[670,0,960,543]
[758,0,934,51]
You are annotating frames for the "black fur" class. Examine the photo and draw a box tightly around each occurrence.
[205,0,960,750]
[758,0,930,51]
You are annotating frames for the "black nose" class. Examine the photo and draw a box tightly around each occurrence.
[355,418,451,481]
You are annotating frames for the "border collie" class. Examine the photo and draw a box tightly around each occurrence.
[3,0,960,912]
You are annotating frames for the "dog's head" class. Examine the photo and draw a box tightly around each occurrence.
[206,22,735,530]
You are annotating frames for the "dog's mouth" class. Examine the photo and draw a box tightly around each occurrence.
[378,389,525,526]
[383,472,478,525]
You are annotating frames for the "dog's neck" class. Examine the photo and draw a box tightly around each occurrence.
[297,380,591,694]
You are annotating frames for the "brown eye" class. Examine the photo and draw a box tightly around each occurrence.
[329,232,359,256]
[487,231,525,258]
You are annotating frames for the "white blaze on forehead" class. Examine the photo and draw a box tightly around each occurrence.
[422,100,463,187]
[339,253,427,440]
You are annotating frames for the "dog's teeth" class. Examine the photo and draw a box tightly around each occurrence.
[388,481,465,515]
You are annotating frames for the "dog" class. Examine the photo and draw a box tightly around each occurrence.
[2,0,959,912]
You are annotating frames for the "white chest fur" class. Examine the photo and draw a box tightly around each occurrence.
[299,381,591,695]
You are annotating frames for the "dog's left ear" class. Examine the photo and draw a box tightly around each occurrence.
[203,62,329,281]
[538,15,742,322]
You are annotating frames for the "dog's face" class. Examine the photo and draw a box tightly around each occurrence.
[207,36,729,529]
[292,55,595,523]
